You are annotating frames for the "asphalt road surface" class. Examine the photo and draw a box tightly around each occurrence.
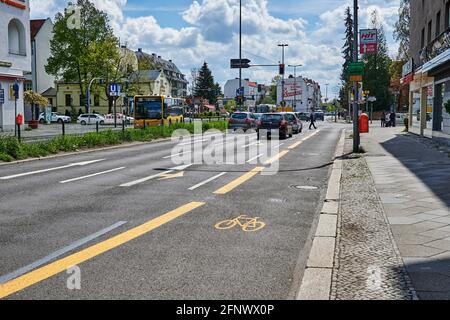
[0,122,344,299]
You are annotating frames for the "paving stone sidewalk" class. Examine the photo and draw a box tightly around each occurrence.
[360,126,450,300]
[331,132,416,300]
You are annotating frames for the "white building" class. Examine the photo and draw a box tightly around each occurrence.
[0,0,31,131]
[277,77,321,112]
[224,78,265,109]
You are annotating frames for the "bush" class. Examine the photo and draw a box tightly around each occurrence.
[0,122,228,162]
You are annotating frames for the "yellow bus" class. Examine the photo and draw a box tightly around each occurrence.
[134,95,185,128]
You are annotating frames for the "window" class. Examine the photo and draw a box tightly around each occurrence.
[48,98,53,106]
[436,11,441,37]
[65,94,72,107]
[428,20,433,43]
[446,1,450,28]
[8,19,26,55]
[421,28,425,48]
[79,94,86,106]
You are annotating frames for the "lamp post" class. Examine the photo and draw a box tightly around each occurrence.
[278,43,288,110]
[288,64,302,112]
[87,77,103,125]
[352,0,360,153]
[239,0,243,110]
[12,81,19,137]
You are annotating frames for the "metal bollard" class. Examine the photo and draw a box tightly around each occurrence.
[96,121,99,133]
[62,121,65,136]
[17,124,21,142]
[122,119,125,133]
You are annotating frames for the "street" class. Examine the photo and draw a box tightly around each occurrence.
[0,123,342,299]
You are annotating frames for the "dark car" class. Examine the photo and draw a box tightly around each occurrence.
[257,113,293,140]
[296,112,309,121]
[314,111,325,121]
[229,112,256,132]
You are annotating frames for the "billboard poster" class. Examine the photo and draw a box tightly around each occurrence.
[360,29,378,54]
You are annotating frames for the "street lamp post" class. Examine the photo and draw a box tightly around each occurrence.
[239,0,243,110]
[352,0,360,153]
[278,43,288,110]
[288,64,302,112]
[87,77,103,125]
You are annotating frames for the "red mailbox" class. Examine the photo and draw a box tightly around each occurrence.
[359,113,369,133]
[16,113,23,126]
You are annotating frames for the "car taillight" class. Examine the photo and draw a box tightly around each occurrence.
[245,118,251,124]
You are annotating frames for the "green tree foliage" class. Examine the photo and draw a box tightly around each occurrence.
[394,0,410,60]
[45,0,119,110]
[362,11,393,112]
[193,62,220,104]
[340,7,354,109]
[270,75,281,103]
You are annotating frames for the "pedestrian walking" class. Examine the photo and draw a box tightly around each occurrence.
[309,111,317,130]
[381,111,386,128]
[390,111,396,127]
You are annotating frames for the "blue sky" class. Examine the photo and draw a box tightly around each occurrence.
[31,0,401,97]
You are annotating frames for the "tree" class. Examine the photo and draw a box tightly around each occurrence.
[46,0,120,111]
[193,62,219,104]
[362,10,393,112]
[394,0,410,60]
[270,75,281,102]
[340,7,354,109]
[24,91,48,119]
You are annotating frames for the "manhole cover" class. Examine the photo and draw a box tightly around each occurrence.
[291,185,319,191]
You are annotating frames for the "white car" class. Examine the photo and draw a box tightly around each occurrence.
[77,114,106,125]
[104,114,134,125]
[38,112,71,124]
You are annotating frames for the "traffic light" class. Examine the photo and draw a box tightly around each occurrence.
[258,84,262,93]
[279,64,285,75]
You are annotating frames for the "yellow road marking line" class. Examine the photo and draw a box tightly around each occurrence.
[0,202,205,299]
[264,150,290,165]
[288,130,321,149]
[213,167,264,195]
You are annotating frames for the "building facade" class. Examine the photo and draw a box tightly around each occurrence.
[0,0,31,131]
[135,49,188,97]
[224,78,266,110]
[276,77,321,112]
[407,0,450,144]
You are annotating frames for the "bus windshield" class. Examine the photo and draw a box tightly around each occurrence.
[135,97,162,120]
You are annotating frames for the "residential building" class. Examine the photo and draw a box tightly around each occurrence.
[24,18,55,121]
[0,0,31,131]
[135,49,188,97]
[131,70,171,96]
[276,77,321,112]
[407,0,450,144]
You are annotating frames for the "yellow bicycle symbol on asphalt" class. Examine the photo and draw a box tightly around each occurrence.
[215,215,266,232]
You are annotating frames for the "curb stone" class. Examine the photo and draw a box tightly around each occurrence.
[297,129,345,300]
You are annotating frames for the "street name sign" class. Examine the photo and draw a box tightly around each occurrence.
[360,29,378,54]
[230,59,251,69]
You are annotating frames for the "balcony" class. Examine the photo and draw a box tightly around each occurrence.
[420,27,450,65]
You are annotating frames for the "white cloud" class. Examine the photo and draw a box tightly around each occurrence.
[29,0,402,95]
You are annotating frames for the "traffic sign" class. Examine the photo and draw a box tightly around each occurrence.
[236,87,244,96]
[360,29,378,54]
[0,89,4,104]
[347,62,365,78]
[349,75,363,82]
[230,59,251,69]
[109,83,122,96]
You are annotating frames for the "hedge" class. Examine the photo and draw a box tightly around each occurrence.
[0,121,228,162]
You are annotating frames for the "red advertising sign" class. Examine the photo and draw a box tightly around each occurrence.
[0,0,27,10]
[360,29,378,54]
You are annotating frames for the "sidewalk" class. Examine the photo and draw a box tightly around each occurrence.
[332,125,450,300]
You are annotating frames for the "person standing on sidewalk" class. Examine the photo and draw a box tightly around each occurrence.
[381,111,386,127]
[309,111,317,130]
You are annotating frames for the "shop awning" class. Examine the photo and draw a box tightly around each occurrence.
[0,74,26,81]
[422,49,450,73]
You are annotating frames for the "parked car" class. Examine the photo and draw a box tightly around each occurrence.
[77,114,106,125]
[228,112,256,132]
[38,112,71,124]
[285,112,303,134]
[257,113,293,140]
[296,112,309,121]
[314,111,325,121]
[104,113,134,125]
